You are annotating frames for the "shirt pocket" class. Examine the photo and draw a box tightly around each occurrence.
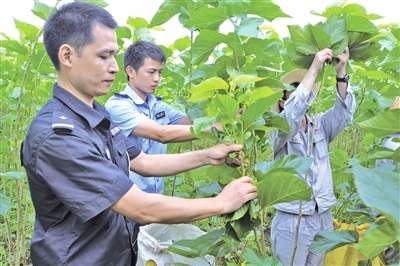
[113,135,129,176]
[314,130,328,159]
[288,134,305,156]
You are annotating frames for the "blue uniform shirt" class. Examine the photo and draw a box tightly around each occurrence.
[105,85,185,194]
[21,83,141,265]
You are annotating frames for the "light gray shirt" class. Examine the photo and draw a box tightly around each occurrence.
[269,83,356,215]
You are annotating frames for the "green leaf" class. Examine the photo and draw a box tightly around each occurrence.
[254,154,314,175]
[0,40,28,56]
[173,36,191,52]
[355,220,398,260]
[148,0,184,27]
[31,1,53,21]
[288,24,319,56]
[166,244,200,258]
[309,24,331,51]
[192,182,222,198]
[232,74,266,88]
[323,17,348,56]
[379,47,400,71]
[184,7,227,30]
[346,15,379,35]
[240,93,282,131]
[133,28,155,43]
[115,26,131,40]
[230,201,250,221]
[357,109,400,137]
[348,160,400,232]
[167,228,225,258]
[218,0,250,17]
[393,147,400,163]
[244,246,283,266]
[329,148,351,185]
[81,0,108,8]
[309,230,359,254]
[236,17,263,38]
[264,113,290,134]
[208,229,239,257]
[189,77,229,102]
[256,171,312,208]
[0,193,11,217]
[206,164,242,185]
[191,30,228,65]
[14,19,40,42]
[283,37,314,69]
[191,117,216,135]
[126,17,149,29]
[229,203,260,240]
[247,0,291,22]
[215,94,239,123]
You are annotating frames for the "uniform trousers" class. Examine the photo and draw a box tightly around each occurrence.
[271,208,333,266]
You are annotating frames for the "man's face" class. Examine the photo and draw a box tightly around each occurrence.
[128,57,163,102]
[68,24,119,104]
[279,90,295,111]
[284,90,295,100]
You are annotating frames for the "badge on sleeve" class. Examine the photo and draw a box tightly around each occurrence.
[155,111,165,120]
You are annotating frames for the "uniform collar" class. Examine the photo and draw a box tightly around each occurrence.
[124,85,157,106]
[53,83,110,129]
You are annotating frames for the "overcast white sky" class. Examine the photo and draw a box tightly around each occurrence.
[0,0,398,46]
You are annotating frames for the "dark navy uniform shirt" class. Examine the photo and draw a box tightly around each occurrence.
[21,83,141,265]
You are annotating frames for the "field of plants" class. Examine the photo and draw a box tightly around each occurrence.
[0,0,399,265]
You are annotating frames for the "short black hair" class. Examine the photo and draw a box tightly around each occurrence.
[124,41,166,81]
[43,1,118,70]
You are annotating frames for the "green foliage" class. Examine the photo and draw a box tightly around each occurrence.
[1,0,399,265]
[309,229,359,254]
[285,4,381,69]
[357,108,400,138]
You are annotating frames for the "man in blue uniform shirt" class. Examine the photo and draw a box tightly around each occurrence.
[269,48,356,265]
[20,2,257,265]
[105,41,222,194]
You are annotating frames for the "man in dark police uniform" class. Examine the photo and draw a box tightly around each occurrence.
[20,2,257,265]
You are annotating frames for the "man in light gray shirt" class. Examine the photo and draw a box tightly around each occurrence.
[269,47,356,266]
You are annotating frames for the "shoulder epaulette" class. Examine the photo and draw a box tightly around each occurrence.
[155,96,163,101]
[113,92,130,99]
[52,111,74,132]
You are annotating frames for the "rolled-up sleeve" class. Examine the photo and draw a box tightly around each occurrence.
[106,99,148,137]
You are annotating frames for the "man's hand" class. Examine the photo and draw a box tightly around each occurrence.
[310,48,334,74]
[205,143,243,166]
[216,176,258,214]
[335,47,350,77]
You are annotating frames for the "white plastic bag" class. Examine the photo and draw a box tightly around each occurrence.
[136,223,215,266]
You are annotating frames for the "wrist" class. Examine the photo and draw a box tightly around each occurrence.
[337,72,346,78]
[336,73,349,83]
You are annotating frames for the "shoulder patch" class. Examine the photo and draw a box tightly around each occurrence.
[52,111,74,132]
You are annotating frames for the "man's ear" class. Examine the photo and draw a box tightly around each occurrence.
[278,99,285,109]
[125,65,135,79]
[59,44,73,68]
